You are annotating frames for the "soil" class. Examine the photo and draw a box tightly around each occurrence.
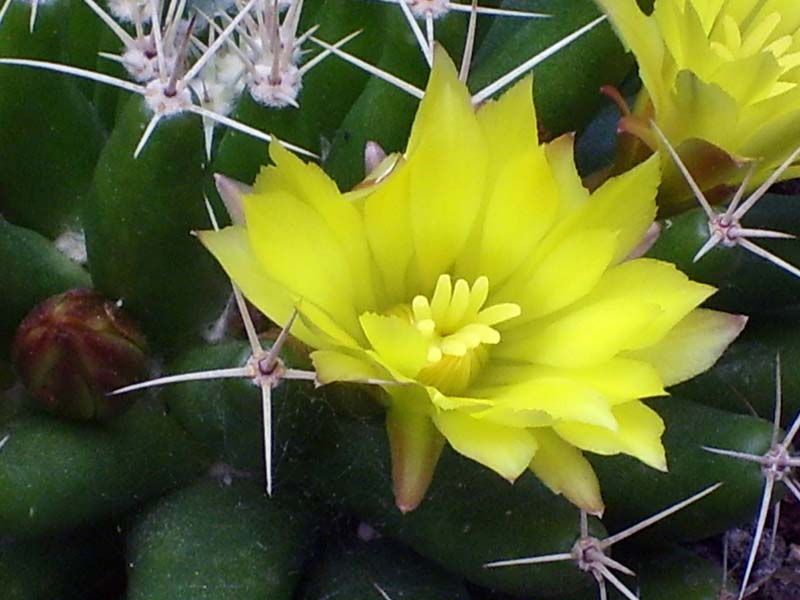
[693,494,800,599]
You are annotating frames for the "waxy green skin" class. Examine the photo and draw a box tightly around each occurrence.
[647,193,800,314]
[0,400,206,538]
[470,0,633,138]
[293,0,399,141]
[0,220,91,356]
[127,478,319,600]
[0,0,106,238]
[627,547,726,600]
[84,95,229,350]
[301,535,471,600]
[64,0,105,99]
[563,546,724,600]
[591,398,772,544]
[91,27,132,132]
[161,340,326,474]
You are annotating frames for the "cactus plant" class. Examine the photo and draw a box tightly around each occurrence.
[2,0,800,599]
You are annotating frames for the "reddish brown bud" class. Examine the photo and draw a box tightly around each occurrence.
[12,289,148,420]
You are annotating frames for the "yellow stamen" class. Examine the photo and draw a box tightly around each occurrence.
[403,275,521,393]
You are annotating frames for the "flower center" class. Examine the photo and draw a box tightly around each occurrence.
[705,12,800,97]
[406,274,520,394]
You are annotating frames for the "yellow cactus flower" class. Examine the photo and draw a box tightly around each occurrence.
[198,47,745,515]
[596,0,800,213]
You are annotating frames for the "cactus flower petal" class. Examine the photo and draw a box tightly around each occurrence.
[197,226,318,347]
[625,308,749,386]
[387,406,445,514]
[476,75,539,160]
[432,409,539,483]
[529,428,604,516]
[405,54,487,286]
[200,47,744,513]
[555,400,667,471]
[312,349,389,384]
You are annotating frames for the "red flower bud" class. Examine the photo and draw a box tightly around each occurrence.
[12,289,148,420]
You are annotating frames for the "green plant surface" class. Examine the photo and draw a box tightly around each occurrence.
[300,534,472,600]
[84,96,229,350]
[0,220,91,356]
[0,400,206,537]
[127,477,319,600]
[0,0,106,238]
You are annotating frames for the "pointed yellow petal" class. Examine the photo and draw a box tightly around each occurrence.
[475,148,559,286]
[405,46,488,285]
[713,52,783,105]
[363,165,415,305]
[429,389,493,410]
[262,142,379,310]
[510,229,618,321]
[387,407,445,513]
[312,349,389,384]
[476,378,618,430]
[554,358,667,401]
[555,400,667,471]
[655,0,711,73]
[406,46,477,155]
[256,142,337,199]
[545,134,589,216]
[624,308,747,386]
[359,313,430,378]
[740,89,800,164]
[469,406,553,428]
[481,359,666,403]
[746,1,800,36]
[519,153,658,277]
[662,71,740,154]
[690,0,726,33]
[476,74,538,168]
[197,226,319,347]
[432,409,539,482]
[244,190,364,341]
[580,154,660,263]
[585,258,716,349]
[506,257,715,363]
[295,301,362,350]
[498,297,662,367]
[738,8,780,55]
[529,428,604,516]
